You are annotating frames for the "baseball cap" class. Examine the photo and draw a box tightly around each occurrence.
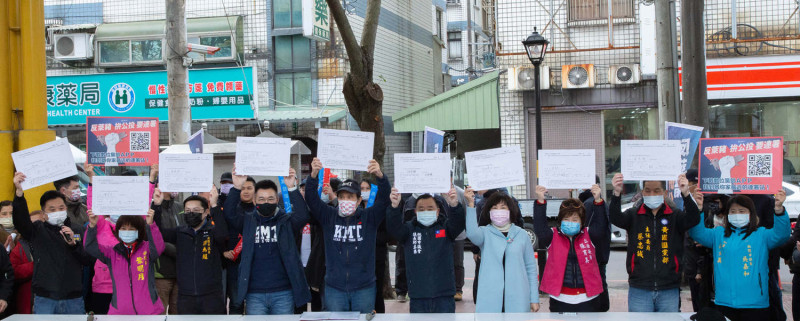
[336,179,360,196]
[220,172,233,183]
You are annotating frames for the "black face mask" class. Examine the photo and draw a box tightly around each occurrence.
[705,202,722,216]
[184,211,205,228]
[257,203,277,217]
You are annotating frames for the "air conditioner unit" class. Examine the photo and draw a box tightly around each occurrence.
[54,33,94,60]
[508,66,550,91]
[561,64,596,89]
[609,64,641,85]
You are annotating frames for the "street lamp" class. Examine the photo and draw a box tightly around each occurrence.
[522,27,548,152]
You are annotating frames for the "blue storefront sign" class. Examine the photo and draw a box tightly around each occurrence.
[47,66,258,125]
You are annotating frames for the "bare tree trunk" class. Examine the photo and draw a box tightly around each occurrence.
[325,0,386,166]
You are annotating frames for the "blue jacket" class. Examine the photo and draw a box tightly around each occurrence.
[688,197,790,309]
[304,175,391,291]
[386,203,466,299]
[465,206,539,313]
[223,187,311,308]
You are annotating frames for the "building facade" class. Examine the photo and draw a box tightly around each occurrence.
[494,0,800,198]
[444,0,495,87]
[44,0,438,180]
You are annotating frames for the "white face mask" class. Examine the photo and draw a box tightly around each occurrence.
[69,188,81,202]
[361,191,371,201]
[47,211,68,226]
[728,214,751,228]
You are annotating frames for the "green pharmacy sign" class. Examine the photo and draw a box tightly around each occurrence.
[302,0,330,42]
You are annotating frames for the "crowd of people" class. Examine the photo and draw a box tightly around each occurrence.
[0,157,794,321]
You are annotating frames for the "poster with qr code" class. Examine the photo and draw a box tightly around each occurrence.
[86,116,160,166]
[699,137,783,194]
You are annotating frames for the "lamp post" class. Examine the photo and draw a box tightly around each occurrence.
[522,27,548,152]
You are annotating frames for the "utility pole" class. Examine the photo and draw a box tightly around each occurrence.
[166,0,191,145]
[680,0,709,131]
[656,0,679,138]
[466,0,473,78]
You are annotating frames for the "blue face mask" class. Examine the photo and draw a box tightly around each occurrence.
[560,221,581,236]
[109,215,121,224]
[320,193,330,204]
[643,195,665,209]
[416,211,438,227]
[727,214,750,228]
[118,230,139,244]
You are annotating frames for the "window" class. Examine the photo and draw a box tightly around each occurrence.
[274,35,311,106]
[131,40,162,62]
[569,0,634,22]
[99,40,130,64]
[435,9,444,39]
[200,36,233,58]
[274,0,303,28]
[448,32,462,59]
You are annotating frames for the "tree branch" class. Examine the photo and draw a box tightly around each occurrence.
[326,0,364,77]
[360,0,381,64]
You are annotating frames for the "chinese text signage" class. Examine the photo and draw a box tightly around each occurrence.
[47,67,257,125]
[86,117,160,166]
[699,137,783,194]
[302,0,330,42]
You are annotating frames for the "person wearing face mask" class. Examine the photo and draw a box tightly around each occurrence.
[386,187,465,313]
[218,172,235,205]
[84,207,165,315]
[0,201,17,254]
[153,189,228,315]
[10,210,45,315]
[609,173,701,312]
[688,188,788,321]
[12,172,94,314]
[304,157,391,313]
[465,186,539,313]
[533,185,607,312]
[54,176,89,233]
[224,168,310,315]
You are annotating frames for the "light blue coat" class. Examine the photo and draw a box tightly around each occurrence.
[466,207,539,313]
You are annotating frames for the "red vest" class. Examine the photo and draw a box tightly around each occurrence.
[540,227,603,298]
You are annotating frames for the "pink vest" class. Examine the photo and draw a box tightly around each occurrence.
[540,227,603,298]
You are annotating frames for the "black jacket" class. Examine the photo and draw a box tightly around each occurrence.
[154,204,228,296]
[610,194,700,290]
[0,246,14,301]
[12,195,94,300]
[154,200,184,279]
[386,203,466,299]
[583,197,612,265]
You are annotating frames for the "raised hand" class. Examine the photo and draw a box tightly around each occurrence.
[612,173,624,197]
[445,187,458,207]
[692,190,704,209]
[88,209,98,228]
[535,185,547,202]
[84,163,95,180]
[152,188,164,206]
[13,172,26,197]
[776,189,787,212]
[232,165,247,190]
[146,209,155,225]
[678,174,690,197]
[209,185,219,208]
[149,163,159,182]
[591,184,602,201]
[285,168,298,189]
[367,159,383,179]
[390,188,401,208]
[465,187,475,208]
[311,158,323,178]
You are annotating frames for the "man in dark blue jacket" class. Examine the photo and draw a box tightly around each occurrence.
[386,188,465,313]
[304,157,391,313]
[225,168,311,315]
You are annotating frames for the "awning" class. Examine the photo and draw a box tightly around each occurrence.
[259,106,347,124]
[95,16,241,40]
[392,71,500,132]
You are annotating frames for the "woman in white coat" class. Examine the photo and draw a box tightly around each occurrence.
[465,187,540,313]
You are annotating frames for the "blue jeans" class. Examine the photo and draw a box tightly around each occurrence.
[410,296,455,313]
[34,296,85,314]
[627,286,680,312]
[245,290,294,315]
[324,285,375,313]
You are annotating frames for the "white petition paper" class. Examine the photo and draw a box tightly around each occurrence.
[92,176,150,216]
[235,137,291,176]
[621,140,683,181]
[317,129,374,171]
[11,139,78,190]
[158,153,214,192]
[393,153,451,193]
[538,149,596,189]
[465,146,526,190]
